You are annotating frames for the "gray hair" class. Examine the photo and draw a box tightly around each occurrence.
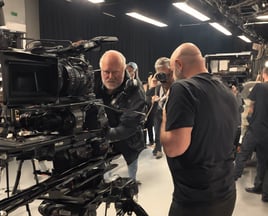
[263,67,268,75]
[154,57,170,69]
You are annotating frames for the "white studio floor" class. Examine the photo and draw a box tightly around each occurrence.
[1,146,268,216]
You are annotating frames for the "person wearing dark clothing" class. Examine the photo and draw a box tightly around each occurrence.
[146,57,174,159]
[161,43,238,216]
[231,84,244,158]
[126,62,144,92]
[146,84,163,157]
[235,68,268,202]
[143,79,155,146]
[94,50,146,180]
[126,62,141,81]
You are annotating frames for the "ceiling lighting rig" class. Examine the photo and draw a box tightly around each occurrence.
[173,2,210,21]
[173,1,233,36]
[199,0,266,43]
[88,0,105,4]
[172,0,268,43]
[126,12,168,27]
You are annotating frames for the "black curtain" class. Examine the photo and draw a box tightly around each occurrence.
[39,0,251,81]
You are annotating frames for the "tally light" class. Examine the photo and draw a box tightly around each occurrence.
[126,12,168,27]
[238,35,252,43]
[209,22,232,36]
[173,2,210,22]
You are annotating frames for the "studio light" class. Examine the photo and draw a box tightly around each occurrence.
[126,12,168,27]
[88,0,104,4]
[173,2,210,22]
[238,35,252,43]
[256,14,268,20]
[209,22,232,36]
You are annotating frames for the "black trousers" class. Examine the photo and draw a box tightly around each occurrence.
[256,143,268,197]
[234,130,264,188]
[153,109,162,153]
[168,192,236,216]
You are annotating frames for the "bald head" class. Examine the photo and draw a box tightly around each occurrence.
[170,43,207,80]
[99,50,126,93]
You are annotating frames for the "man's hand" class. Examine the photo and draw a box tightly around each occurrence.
[152,95,160,103]
[148,75,158,89]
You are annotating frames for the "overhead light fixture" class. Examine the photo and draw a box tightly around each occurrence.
[244,21,268,26]
[209,22,232,36]
[103,12,116,18]
[238,35,252,43]
[126,12,168,27]
[88,0,104,4]
[173,2,210,21]
[256,15,268,20]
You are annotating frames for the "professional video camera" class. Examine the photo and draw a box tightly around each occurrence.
[0,36,148,216]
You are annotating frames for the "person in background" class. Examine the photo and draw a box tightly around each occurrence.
[146,57,174,159]
[126,62,138,79]
[143,73,156,147]
[235,67,268,202]
[94,50,146,182]
[161,43,238,216]
[126,62,143,87]
[231,84,244,158]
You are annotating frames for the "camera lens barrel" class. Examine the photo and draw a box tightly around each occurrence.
[155,72,167,83]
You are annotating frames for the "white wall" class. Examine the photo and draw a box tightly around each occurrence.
[2,0,26,32]
[25,0,40,39]
[2,0,40,39]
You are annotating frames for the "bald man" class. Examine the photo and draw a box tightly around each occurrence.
[160,43,239,216]
[95,50,146,182]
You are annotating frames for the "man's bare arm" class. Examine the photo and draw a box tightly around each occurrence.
[160,109,192,157]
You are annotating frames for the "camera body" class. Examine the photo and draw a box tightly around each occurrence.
[0,50,107,139]
[0,36,148,216]
[155,72,167,83]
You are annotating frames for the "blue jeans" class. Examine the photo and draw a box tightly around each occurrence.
[128,158,138,180]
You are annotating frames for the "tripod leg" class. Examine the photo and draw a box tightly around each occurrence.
[25,203,32,216]
[31,159,39,184]
[12,160,24,195]
[5,162,10,197]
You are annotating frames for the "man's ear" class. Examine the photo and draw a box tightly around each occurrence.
[175,58,182,69]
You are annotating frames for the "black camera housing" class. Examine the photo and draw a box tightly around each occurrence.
[0,36,148,216]
[155,72,167,83]
[0,50,94,106]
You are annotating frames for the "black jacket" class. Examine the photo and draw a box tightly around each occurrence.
[95,73,146,164]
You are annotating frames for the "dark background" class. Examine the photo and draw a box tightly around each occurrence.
[39,0,252,81]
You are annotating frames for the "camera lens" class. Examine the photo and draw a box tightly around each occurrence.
[155,72,167,83]
[58,60,93,97]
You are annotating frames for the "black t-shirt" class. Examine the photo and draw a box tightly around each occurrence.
[248,82,268,142]
[165,73,238,204]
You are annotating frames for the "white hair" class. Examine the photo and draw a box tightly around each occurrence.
[99,50,126,68]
